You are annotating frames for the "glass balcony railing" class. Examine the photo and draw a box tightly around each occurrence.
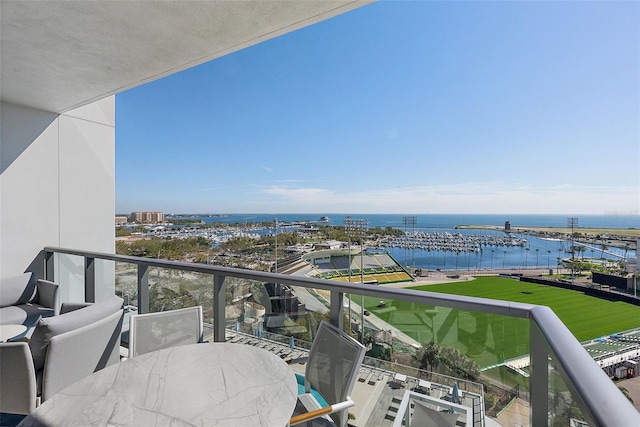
[43,246,640,426]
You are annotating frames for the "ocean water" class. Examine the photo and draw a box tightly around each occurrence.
[173,213,638,271]
[191,213,638,230]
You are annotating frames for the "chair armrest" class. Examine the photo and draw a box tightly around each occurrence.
[290,406,333,425]
[0,342,37,415]
[289,399,355,426]
[36,279,59,311]
[60,301,92,314]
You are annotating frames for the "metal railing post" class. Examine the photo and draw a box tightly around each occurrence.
[213,274,226,342]
[138,264,149,314]
[85,257,96,303]
[330,290,344,330]
[530,321,549,427]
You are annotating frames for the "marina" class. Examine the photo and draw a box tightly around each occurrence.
[120,213,637,272]
[382,232,528,252]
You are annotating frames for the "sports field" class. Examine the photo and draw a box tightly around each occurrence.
[364,277,640,368]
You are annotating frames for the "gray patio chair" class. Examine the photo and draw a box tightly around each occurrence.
[289,321,366,427]
[0,296,124,415]
[128,306,203,358]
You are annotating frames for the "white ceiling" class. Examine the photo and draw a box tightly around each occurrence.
[1,1,369,113]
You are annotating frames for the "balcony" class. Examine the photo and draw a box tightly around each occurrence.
[36,246,640,426]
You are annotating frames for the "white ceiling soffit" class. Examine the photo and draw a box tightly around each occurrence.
[1,1,370,114]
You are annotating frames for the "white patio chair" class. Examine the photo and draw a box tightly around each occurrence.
[289,321,366,427]
[128,306,203,358]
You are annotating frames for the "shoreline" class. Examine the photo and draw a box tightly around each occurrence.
[455,224,639,238]
[455,224,638,251]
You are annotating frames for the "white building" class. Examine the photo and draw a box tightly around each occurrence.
[1,1,366,299]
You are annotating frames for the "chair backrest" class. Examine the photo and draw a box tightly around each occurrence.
[43,308,124,400]
[304,321,366,406]
[128,306,203,358]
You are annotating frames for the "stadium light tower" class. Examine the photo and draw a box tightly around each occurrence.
[567,217,578,285]
[345,217,368,341]
[344,217,354,332]
[274,218,278,273]
[403,216,417,270]
[635,238,639,298]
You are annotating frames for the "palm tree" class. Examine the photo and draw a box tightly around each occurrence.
[525,247,530,269]
[547,250,551,269]
[413,341,441,376]
[439,346,481,381]
[600,243,608,260]
[490,249,495,269]
[414,342,480,382]
[535,248,540,268]
[455,251,460,270]
[503,250,507,269]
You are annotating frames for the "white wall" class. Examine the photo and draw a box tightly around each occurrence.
[0,97,115,302]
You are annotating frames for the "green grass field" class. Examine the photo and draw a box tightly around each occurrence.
[363,277,640,369]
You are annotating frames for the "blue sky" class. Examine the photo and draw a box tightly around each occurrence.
[116,1,639,215]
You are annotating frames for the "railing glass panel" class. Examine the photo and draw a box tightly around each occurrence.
[56,253,86,303]
[115,261,138,308]
[41,247,640,426]
[146,268,212,317]
[548,360,589,426]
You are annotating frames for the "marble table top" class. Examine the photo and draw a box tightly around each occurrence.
[19,343,298,426]
[0,324,27,342]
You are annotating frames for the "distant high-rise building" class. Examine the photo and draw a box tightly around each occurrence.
[504,221,511,231]
[115,216,128,226]
[131,211,165,224]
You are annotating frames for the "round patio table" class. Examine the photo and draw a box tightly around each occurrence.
[19,343,298,426]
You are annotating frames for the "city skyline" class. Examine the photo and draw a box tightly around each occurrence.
[115,1,639,215]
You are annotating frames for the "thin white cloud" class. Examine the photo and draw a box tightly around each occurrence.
[260,183,639,214]
[261,166,273,173]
